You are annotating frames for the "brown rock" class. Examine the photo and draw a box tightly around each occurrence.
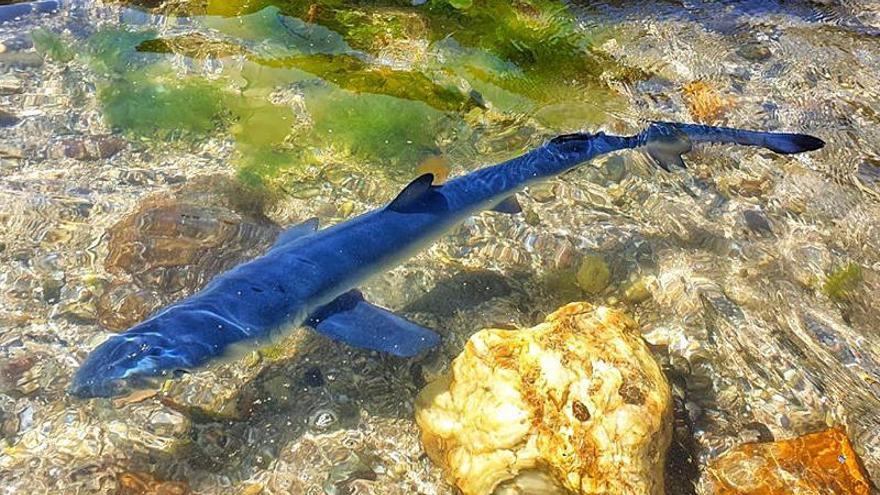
[58,138,88,160]
[682,81,735,124]
[51,135,126,161]
[705,427,873,495]
[116,471,191,495]
[94,136,125,159]
[97,176,279,330]
[96,281,163,331]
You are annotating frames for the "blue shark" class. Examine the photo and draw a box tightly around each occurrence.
[70,122,824,398]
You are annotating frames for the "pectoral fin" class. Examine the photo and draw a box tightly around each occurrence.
[646,127,692,172]
[306,290,440,357]
[491,195,522,214]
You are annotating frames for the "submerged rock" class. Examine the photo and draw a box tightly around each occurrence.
[0,108,19,127]
[50,135,125,161]
[575,254,611,296]
[116,471,192,495]
[415,302,672,495]
[703,427,873,494]
[98,175,279,330]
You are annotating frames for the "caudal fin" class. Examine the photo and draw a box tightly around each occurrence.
[642,121,824,170]
[759,132,825,154]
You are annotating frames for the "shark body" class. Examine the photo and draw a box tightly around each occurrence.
[70,122,824,398]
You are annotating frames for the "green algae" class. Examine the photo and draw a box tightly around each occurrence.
[259,342,290,361]
[31,28,73,63]
[421,0,595,71]
[191,0,604,73]
[136,34,247,59]
[100,73,230,139]
[333,9,419,51]
[230,101,303,188]
[201,5,350,57]
[446,0,473,9]
[822,263,862,302]
[256,53,478,112]
[86,27,157,74]
[186,1,631,111]
[227,57,453,186]
[304,87,447,174]
[81,0,639,190]
[31,25,233,142]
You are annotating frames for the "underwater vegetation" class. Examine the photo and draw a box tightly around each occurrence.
[822,263,862,302]
[101,76,229,139]
[34,0,643,191]
[253,53,481,113]
[31,28,73,63]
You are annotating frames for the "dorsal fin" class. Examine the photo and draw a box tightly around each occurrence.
[387,174,447,213]
[271,217,319,250]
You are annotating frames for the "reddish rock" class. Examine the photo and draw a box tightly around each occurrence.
[682,81,735,124]
[52,135,126,161]
[706,427,873,495]
[59,138,89,160]
[116,471,191,495]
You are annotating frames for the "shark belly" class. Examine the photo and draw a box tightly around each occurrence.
[278,207,461,309]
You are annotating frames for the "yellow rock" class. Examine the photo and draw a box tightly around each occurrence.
[416,154,451,185]
[415,303,672,495]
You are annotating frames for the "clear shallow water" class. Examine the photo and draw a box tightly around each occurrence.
[0,0,879,493]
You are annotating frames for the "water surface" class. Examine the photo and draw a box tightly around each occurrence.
[1,0,879,493]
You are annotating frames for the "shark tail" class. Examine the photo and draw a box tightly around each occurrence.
[640,121,824,170]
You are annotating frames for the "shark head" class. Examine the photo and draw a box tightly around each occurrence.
[69,325,195,398]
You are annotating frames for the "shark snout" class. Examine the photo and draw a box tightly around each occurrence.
[69,331,190,398]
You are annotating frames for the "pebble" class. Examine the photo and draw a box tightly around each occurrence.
[0,74,23,94]
[602,155,627,183]
[528,183,557,203]
[51,136,125,161]
[743,210,773,235]
[575,254,611,295]
[0,109,20,127]
[737,42,772,62]
[623,276,653,304]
